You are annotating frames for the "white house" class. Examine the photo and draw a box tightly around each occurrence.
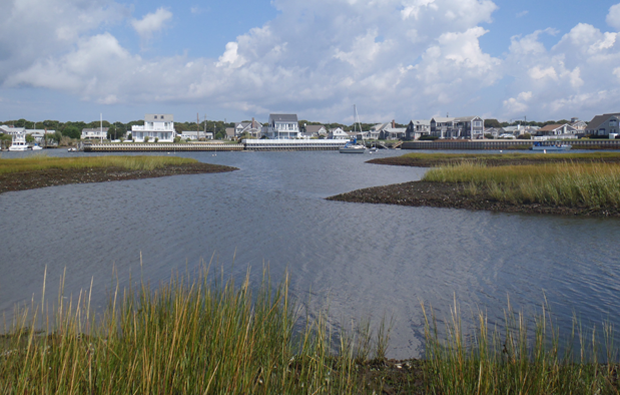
[234,119,262,138]
[303,125,328,138]
[265,114,300,139]
[430,116,484,139]
[81,127,109,140]
[0,125,26,136]
[327,127,350,139]
[131,114,175,142]
[180,131,213,140]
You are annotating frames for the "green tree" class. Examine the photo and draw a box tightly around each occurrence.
[61,125,81,139]
[484,119,501,128]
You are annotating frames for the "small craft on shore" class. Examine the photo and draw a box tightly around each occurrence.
[530,142,572,151]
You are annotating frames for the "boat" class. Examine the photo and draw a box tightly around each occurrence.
[68,147,77,152]
[339,105,367,154]
[339,138,367,154]
[8,133,30,152]
[530,142,572,151]
[32,144,43,151]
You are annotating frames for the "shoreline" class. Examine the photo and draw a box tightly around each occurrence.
[327,180,619,217]
[0,162,237,194]
[330,153,620,217]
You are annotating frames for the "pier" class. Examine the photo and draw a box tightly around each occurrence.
[243,139,345,151]
[84,143,244,152]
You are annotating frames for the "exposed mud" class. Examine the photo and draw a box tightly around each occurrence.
[328,181,620,217]
[0,163,237,195]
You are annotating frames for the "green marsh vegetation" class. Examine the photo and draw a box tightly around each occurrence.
[0,266,399,394]
[424,161,620,208]
[423,300,620,394]
[1,265,620,393]
[0,155,201,175]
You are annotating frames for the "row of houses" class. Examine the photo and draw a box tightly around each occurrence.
[4,112,620,144]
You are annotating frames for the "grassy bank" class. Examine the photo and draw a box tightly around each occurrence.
[367,152,620,168]
[424,301,620,394]
[0,155,201,175]
[424,161,620,208]
[1,269,619,393]
[0,269,408,394]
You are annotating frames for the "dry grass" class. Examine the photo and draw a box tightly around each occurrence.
[423,161,620,208]
[0,265,390,394]
[0,155,198,175]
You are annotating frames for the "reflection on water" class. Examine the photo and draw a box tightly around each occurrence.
[1,149,620,358]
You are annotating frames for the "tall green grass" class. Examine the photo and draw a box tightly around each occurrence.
[423,300,619,394]
[424,161,620,208]
[0,155,199,175]
[0,266,388,394]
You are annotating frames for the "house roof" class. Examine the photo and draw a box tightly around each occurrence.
[269,114,298,123]
[454,116,482,122]
[539,124,565,132]
[145,114,173,122]
[586,113,620,130]
[305,125,326,134]
[408,120,430,126]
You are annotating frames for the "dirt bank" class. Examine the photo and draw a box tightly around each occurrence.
[0,162,237,194]
[327,181,619,217]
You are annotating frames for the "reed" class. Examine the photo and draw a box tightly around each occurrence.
[0,266,390,394]
[424,161,620,208]
[401,152,620,164]
[0,155,198,175]
[422,300,619,394]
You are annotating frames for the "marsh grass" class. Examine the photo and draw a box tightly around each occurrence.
[0,155,198,175]
[402,152,620,164]
[423,300,620,394]
[0,266,390,394]
[424,161,620,208]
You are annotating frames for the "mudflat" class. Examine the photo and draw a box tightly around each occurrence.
[0,162,237,194]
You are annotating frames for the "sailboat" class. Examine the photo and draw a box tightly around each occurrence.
[339,105,367,154]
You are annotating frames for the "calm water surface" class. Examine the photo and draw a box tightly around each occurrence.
[1,149,619,358]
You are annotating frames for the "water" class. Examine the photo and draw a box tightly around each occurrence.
[1,149,620,359]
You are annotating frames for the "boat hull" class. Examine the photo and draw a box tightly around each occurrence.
[530,144,572,151]
[339,146,366,154]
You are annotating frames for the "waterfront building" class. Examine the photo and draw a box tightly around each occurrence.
[81,127,109,140]
[430,116,484,139]
[302,125,328,138]
[405,120,431,140]
[180,131,213,140]
[327,127,350,139]
[585,113,620,137]
[131,114,175,142]
[234,118,262,138]
[264,114,300,139]
[536,123,579,139]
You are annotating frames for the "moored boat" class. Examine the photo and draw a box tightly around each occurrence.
[339,140,367,154]
[8,133,30,152]
[530,142,572,151]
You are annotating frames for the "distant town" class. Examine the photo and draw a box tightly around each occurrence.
[1,112,620,150]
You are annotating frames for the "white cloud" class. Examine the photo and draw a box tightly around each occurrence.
[131,8,173,40]
[516,10,528,18]
[6,0,620,122]
[607,3,620,30]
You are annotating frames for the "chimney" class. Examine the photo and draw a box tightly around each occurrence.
[252,117,255,128]
[392,120,396,128]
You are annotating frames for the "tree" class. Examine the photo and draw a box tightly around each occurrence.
[484,119,501,128]
[25,134,35,143]
[61,125,81,139]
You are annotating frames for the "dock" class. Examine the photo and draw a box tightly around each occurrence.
[83,143,244,152]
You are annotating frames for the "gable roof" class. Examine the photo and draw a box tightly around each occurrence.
[587,113,620,130]
[539,124,566,132]
[269,114,298,123]
[305,125,326,134]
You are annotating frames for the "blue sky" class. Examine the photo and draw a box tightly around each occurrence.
[2,0,620,124]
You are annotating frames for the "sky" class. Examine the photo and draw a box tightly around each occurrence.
[2,0,620,124]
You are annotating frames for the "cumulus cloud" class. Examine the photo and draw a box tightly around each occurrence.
[131,8,173,40]
[607,3,620,30]
[5,0,620,122]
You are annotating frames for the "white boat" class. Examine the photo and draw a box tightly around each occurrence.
[32,144,43,151]
[8,133,30,152]
[339,105,367,154]
[339,139,367,154]
[530,142,572,151]
[68,147,77,152]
